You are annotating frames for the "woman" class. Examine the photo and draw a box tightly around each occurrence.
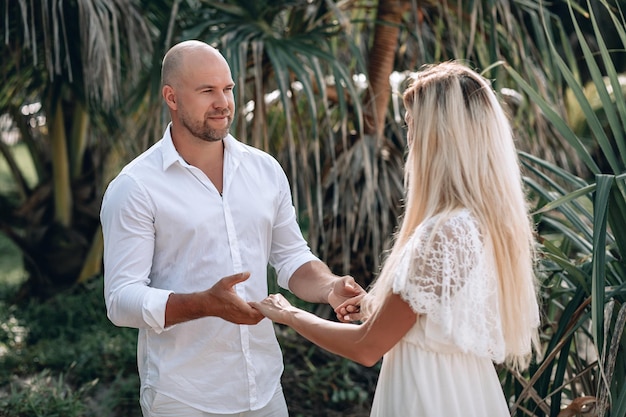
[251,61,541,416]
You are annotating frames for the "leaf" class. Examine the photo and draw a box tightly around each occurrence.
[591,174,612,358]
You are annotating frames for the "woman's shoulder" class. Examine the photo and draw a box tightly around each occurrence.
[419,208,481,239]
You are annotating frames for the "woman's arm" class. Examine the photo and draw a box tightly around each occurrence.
[250,292,417,366]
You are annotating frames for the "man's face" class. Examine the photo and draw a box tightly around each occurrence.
[176,56,236,142]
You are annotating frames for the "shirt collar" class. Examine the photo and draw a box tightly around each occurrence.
[161,124,184,170]
[160,123,249,171]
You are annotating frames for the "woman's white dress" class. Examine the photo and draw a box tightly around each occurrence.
[370,209,511,416]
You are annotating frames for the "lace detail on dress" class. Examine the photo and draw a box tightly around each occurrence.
[392,209,505,362]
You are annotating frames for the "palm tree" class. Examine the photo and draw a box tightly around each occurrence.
[0,0,153,297]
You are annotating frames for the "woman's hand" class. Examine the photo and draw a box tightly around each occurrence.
[249,294,295,325]
[335,293,366,323]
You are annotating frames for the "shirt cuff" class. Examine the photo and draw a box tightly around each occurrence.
[142,288,174,333]
[277,253,321,290]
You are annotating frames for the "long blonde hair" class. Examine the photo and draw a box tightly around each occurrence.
[362,61,540,370]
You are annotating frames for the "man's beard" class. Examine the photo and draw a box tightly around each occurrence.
[181,109,233,142]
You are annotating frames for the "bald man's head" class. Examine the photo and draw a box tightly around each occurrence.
[160,40,236,142]
[161,40,228,89]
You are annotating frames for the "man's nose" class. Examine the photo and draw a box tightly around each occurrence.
[213,91,230,108]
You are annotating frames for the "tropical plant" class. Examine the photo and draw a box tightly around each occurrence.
[168,0,588,289]
[0,0,154,297]
[176,0,391,286]
[498,1,626,416]
[0,0,593,294]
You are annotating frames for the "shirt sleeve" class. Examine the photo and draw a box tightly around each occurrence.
[100,174,173,333]
[267,161,319,290]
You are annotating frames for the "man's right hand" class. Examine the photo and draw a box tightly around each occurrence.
[165,272,263,327]
[205,272,264,325]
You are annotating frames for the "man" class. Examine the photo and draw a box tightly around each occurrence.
[100,40,364,417]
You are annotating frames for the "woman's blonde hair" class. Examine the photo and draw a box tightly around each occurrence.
[362,61,540,370]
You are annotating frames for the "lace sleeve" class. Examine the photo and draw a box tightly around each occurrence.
[392,211,505,360]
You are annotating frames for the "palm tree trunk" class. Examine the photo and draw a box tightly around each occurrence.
[69,102,89,180]
[50,96,73,227]
[363,0,407,140]
[77,226,104,283]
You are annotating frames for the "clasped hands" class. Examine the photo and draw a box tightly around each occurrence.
[208,272,365,325]
[251,277,366,324]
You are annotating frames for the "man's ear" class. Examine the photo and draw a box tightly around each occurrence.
[163,85,177,110]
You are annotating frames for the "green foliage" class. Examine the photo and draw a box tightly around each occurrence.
[501,1,626,416]
[0,277,140,417]
[277,326,377,417]
[0,370,91,417]
[0,235,26,288]
[0,0,154,294]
